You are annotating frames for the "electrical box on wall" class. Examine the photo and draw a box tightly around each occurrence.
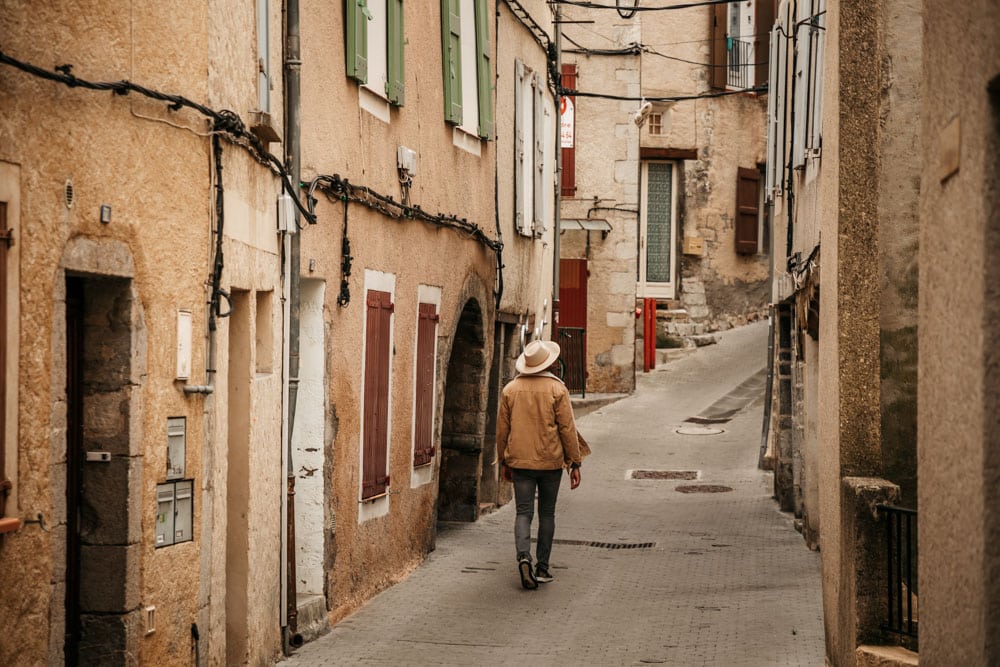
[156,480,194,548]
[682,236,704,256]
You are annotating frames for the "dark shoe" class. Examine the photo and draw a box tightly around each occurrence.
[534,565,554,583]
[518,555,538,590]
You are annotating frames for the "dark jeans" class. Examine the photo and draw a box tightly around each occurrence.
[512,468,563,569]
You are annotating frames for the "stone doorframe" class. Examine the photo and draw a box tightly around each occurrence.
[48,237,147,665]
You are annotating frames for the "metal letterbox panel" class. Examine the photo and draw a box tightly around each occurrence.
[173,480,193,543]
[156,484,176,547]
[166,417,186,480]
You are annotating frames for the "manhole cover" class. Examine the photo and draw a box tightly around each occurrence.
[675,484,733,494]
[675,425,725,435]
[630,470,698,480]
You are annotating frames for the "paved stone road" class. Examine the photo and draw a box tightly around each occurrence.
[281,321,825,666]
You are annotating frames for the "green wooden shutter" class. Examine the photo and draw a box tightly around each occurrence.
[474,0,493,138]
[346,0,370,84]
[386,0,405,105]
[440,0,462,124]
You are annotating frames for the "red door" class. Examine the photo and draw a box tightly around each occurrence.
[557,259,587,394]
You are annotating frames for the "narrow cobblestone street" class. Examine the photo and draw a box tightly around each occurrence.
[281,321,824,666]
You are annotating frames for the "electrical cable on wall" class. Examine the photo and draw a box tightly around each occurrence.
[551,0,746,12]
[0,48,316,225]
[305,174,504,308]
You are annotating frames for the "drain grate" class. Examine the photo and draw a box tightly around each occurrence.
[675,425,725,436]
[675,484,733,494]
[551,538,656,550]
[630,470,698,480]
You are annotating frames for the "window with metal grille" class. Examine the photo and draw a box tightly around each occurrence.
[413,302,438,467]
[638,161,678,298]
[362,289,393,500]
[710,0,773,90]
[440,0,493,138]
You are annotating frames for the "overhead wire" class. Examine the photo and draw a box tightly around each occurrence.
[0,48,317,225]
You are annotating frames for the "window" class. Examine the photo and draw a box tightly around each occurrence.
[0,169,19,533]
[710,0,774,90]
[560,64,577,196]
[793,0,825,166]
[346,0,406,105]
[514,60,565,236]
[412,301,438,467]
[765,3,788,198]
[735,167,761,254]
[440,0,493,138]
[648,112,663,135]
[257,0,271,113]
[361,285,394,503]
[514,61,552,237]
[0,202,10,524]
[638,162,678,298]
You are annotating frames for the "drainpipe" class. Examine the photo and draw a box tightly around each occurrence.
[551,4,562,340]
[283,0,304,652]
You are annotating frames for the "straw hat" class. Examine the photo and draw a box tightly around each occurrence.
[516,340,561,375]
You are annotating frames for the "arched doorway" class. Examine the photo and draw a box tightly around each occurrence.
[438,299,487,522]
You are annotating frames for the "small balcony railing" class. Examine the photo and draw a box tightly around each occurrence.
[877,504,918,646]
[726,39,754,89]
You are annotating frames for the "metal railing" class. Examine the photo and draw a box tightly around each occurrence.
[556,327,586,397]
[726,39,754,89]
[877,504,919,644]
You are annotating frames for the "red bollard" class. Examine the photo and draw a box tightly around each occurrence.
[643,298,656,372]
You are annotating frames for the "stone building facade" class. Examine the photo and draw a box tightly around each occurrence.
[763,0,1000,664]
[557,0,771,395]
[0,0,556,663]
[0,1,288,664]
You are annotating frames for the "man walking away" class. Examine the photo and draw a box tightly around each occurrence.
[496,340,583,590]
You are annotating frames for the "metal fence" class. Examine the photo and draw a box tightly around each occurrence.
[877,504,918,644]
[727,39,754,89]
[556,327,586,397]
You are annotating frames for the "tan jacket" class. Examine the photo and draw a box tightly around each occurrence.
[496,373,581,470]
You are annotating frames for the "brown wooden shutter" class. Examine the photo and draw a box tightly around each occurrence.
[0,202,7,516]
[710,3,728,89]
[755,0,775,89]
[735,167,760,254]
[363,289,393,499]
[560,64,577,197]
[413,303,438,467]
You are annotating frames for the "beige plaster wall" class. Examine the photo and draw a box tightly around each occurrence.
[0,0,287,663]
[918,1,1000,663]
[816,0,843,660]
[298,1,501,624]
[496,1,556,327]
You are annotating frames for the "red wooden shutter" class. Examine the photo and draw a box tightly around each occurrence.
[0,202,7,517]
[362,289,393,499]
[413,303,438,467]
[560,64,577,197]
[710,3,728,89]
[735,167,761,254]
[754,0,775,89]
